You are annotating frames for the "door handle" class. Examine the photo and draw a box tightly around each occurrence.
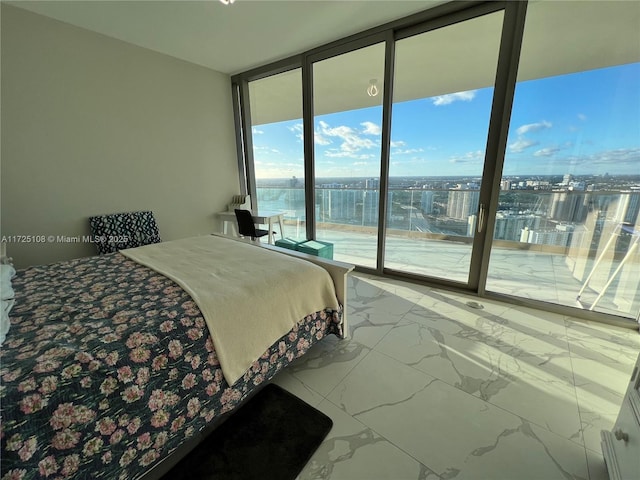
[477,203,486,233]
[614,428,629,442]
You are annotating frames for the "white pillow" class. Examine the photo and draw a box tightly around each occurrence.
[0,264,16,346]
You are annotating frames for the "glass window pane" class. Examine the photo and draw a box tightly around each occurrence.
[486,1,640,319]
[385,12,504,283]
[313,43,386,268]
[249,69,306,239]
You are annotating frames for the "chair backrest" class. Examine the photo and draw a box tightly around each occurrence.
[234,209,257,238]
[89,211,161,255]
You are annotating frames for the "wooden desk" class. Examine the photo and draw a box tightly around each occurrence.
[216,210,285,245]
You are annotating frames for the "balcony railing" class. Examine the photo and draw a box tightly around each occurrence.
[256,185,640,320]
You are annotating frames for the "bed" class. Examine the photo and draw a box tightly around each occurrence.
[0,234,353,480]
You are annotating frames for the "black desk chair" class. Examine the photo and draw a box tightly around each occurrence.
[234,209,274,241]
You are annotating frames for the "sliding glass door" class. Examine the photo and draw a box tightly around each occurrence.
[384,11,504,285]
[311,42,386,268]
[485,1,640,320]
[234,1,639,325]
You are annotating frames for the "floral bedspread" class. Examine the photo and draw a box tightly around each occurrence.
[0,253,341,480]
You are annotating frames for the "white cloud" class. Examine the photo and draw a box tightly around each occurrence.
[587,148,640,166]
[361,121,381,135]
[324,150,374,160]
[316,121,378,158]
[509,138,538,153]
[288,123,304,142]
[432,90,476,106]
[393,148,424,155]
[314,133,331,145]
[516,121,552,135]
[448,150,485,164]
[534,147,560,157]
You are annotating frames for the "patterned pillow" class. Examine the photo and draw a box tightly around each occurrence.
[89,211,161,255]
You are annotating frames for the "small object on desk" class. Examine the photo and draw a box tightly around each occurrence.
[296,240,334,259]
[227,194,251,212]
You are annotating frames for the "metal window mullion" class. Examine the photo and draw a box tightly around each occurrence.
[230,81,247,195]
[238,79,257,209]
[302,55,315,240]
[376,31,396,274]
[472,0,528,294]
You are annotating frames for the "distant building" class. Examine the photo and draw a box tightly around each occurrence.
[447,185,480,220]
[568,181,586,191]
[521,224,576,247]
[365,178,380,190]
[549,191,589,223]
[317,189,359,221]
[362,190,380,225]
[613,191,640,225]
[289,176,301,188]
[421,191,434,214]
[494,213,543,242]
[526,180,551,190]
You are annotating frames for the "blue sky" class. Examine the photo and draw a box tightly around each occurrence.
[252,63,640,179]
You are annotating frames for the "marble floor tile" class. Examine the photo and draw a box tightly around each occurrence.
[346,275,418,348]
[286,335,371,397]
[353,274,429,301]
[374,322,583,444]
[585,450,610,480]
[348,274,387,305]
[298,400,438,480]
[271,369,325,407]
[453,421,590,480]
[346,311,396,350]
[570,357,632,416]
[566,318,640,366]
[578,410,618,454]
[325,350,589,479]
[287,274,638,480]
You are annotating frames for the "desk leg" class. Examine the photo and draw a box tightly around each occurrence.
[277,215,284,239]
[222,220,238,237]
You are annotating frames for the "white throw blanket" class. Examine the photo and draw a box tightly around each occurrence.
[121,235,339,385]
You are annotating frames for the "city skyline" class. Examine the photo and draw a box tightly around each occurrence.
[251,62,639,179]
[257,172,640,190]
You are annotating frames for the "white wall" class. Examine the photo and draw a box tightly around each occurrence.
[1,5,240,268]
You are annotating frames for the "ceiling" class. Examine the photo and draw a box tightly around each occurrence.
[7,0,444,75]
[7,0,640,125]
[249,0,640,124]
